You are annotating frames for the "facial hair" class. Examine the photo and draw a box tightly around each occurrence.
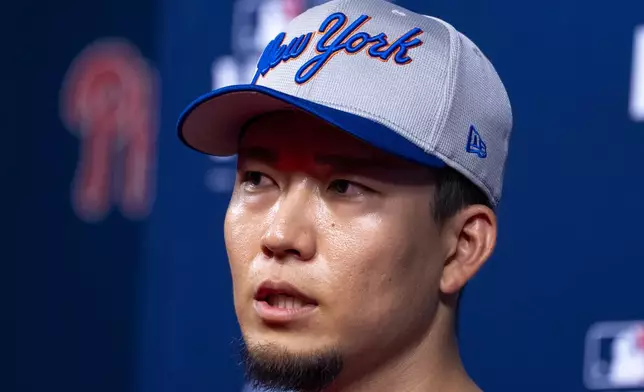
[239,339,343,392]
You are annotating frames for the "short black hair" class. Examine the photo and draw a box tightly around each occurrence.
[432,166,493,225]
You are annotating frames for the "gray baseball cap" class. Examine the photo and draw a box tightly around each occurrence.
[178,0,513,205]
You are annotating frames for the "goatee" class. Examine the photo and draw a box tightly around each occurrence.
[239,340,343,392]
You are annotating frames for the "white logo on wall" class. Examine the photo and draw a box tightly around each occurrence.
[584,320,644,390]
[630,25,644,122]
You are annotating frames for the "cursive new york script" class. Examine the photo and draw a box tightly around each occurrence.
[252,12,424,85]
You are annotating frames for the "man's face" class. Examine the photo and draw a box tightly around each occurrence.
[224,110,448,386]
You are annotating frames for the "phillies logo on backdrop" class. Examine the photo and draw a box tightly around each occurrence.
[60,38,159,223]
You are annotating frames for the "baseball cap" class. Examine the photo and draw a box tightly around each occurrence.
[178,0,513,205]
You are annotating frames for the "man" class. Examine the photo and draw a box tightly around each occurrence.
[177,0,512,391]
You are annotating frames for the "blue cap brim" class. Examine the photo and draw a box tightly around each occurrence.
[177,84,445,168]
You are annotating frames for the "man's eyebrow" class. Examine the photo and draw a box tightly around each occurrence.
[314,154,387,170]
[237,147,278,163]
[237,149,393,172]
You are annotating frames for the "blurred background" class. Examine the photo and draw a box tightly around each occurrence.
[9,0,644,391]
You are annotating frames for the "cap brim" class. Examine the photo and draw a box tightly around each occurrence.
[177,84,445,168]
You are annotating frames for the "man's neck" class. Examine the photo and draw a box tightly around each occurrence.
[322,307,481,392]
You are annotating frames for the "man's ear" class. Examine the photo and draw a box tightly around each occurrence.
[440,205,497,294]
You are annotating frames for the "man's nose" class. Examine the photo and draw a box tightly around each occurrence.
[261,188,316,261]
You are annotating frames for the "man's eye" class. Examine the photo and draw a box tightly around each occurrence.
[328,179,366,196]
[241,171,274,189]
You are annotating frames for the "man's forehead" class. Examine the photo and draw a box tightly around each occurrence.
[238,111,435,175]
[241,110,360,147]
[237,146,387,169]
[239,111,386,160]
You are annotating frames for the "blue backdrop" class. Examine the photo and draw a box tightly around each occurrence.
[12,0,644,392]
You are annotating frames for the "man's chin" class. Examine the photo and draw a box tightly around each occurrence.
[240,339,344,392]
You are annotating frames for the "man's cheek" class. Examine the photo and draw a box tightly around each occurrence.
[226,215,263,258]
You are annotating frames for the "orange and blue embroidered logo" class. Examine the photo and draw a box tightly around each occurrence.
[252,12,424,85]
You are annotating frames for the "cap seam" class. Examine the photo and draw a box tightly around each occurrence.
[430,20,461,147]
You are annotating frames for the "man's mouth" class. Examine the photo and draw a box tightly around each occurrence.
[253,281,318,322]
[263,294,310,309]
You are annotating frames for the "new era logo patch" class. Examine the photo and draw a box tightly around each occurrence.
[466,125,487,158]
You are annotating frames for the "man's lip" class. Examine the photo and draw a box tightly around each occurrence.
[254,280,318,305]
[253,300,317,323]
